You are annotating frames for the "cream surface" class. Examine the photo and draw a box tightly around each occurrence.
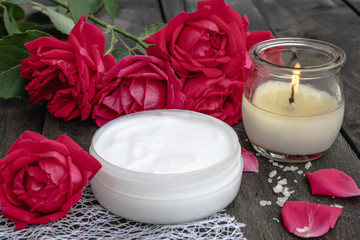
[93,114,236,173]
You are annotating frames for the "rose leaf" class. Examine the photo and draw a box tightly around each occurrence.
[0,30,49,99]
[4,0,32,4]
[32,6,74,35]
[111,48,130,62]
[0,65,27,98]
[306,168,360,198]
[68,0,102,22]
[103,0,120,21]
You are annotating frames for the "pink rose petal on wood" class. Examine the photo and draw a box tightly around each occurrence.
[281,201,342,238]
[306,168,360,198]
[241,148,258,172]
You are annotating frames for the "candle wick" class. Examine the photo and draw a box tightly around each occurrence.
[289,85,295,104]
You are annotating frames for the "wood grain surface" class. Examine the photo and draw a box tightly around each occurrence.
[1,0,359,239]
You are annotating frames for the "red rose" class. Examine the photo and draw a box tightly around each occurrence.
[92,55,185,127]
[183,74,244,125]
[145,0,273,79]
[21,16,116,121]
[0,131,101,230]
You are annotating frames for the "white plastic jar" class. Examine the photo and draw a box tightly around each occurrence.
[90,110,243,224]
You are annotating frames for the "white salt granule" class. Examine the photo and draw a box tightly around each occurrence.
[331,204,344,208]
[305,162,312,169]
[297,170,303,175]
[269,170,277,178]
[276,196,288,207]
[238,222,246,228]
[279,165,284,168]
[294,179,298,183]
[273,184,284,193]
[278,179,287,185]
[259,200,272,206]
[272,218,280,223]
[269,160,274,163]
[277,176,281,180]
[283,166,299,172]
[268,179,273,183]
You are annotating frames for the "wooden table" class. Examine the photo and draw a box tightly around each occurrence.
[1,0,359,239]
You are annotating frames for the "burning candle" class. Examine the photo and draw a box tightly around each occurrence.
[242,38,346,163]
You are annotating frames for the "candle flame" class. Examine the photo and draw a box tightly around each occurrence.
[291,62,301,93]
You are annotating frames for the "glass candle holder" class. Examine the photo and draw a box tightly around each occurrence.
[242,38,346,163]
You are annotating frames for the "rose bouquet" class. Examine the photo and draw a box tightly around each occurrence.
[0,0,273,230]
[1,0,274,127]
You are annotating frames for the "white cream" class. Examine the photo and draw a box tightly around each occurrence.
[90,110,243,224]
[93,114,236,173]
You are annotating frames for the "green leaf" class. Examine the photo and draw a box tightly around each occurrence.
[138,23,167,41]
[0,30,50,98]
[68,0,102,22]
[3,6,22,34]
[111,48,130,62]
[33,6,75,35]
[103,0,119,21]
[135,43,147,55]
[6,3,25,20]
[14,21,39,32]
[0,65,27,98]
[4,0,32,4]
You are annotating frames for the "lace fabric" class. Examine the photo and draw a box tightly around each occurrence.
[0,186,245,240]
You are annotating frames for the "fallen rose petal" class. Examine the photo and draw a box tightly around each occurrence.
[241,148,258,172]
[281,201,342,238]
[306,168,360,198]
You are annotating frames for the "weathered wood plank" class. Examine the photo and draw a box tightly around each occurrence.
[230,121,360,239]
[252,0,360,156]
[0,98,46,158]
[344,0,360,13]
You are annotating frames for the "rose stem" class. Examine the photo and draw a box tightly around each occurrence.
[49,0,148,49]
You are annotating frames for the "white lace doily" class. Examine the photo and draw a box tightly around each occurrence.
[0,186,245,240]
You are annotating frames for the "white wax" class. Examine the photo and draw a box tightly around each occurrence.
[242,81,344,155]
[93,114,236,173]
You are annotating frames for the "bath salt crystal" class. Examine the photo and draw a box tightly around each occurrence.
[331,204,344,208]
[269,170,277,178]
[278,179,287,185]
[297,170,303,175]
[238,222,246,228]
[277,176,281,179]
[272,162,279,166]
[273,184,284,193]
[269,160,274,163]
[294,179,298,183]
[304,162,312,169]
[268,179,273,183]
[279,165,284,168]
[276,196,288,207]
[259,200,272,206]
[272,218,280,223]
[283,166,298,172]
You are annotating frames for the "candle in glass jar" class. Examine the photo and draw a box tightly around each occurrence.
[242,81,344,156]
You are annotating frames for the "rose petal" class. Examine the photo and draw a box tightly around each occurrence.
[241,148,259,172]
[306,168,360,198]
[281,201,342,238]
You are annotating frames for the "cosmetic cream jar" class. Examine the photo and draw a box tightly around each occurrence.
[90,110,243,224]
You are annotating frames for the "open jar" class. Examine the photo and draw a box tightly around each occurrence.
[242,38,346,163]
[90,110,243,224]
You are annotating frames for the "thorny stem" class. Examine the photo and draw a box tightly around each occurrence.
[49,0,148,49]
